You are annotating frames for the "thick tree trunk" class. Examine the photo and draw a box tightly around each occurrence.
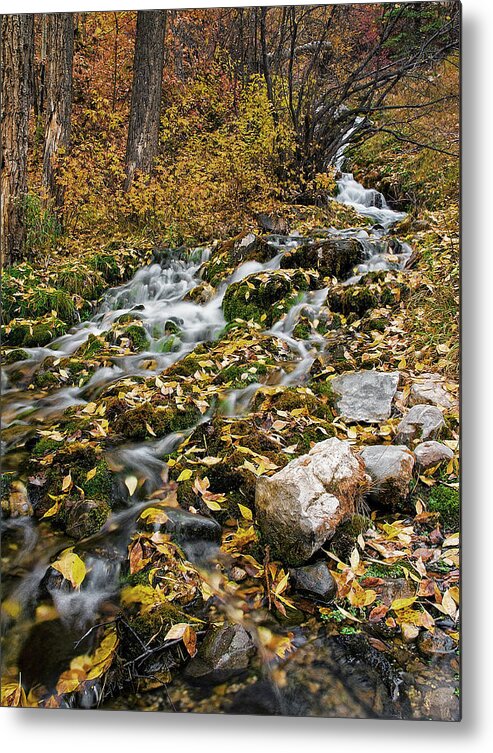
[42,13,74,210]
[124,10,166,191]
[0,14,34,267]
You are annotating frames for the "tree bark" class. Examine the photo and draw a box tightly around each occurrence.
[124,10,166,191]
[42,13,74,210]
[0,14,34,267]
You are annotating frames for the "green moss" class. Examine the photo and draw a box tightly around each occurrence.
[222,271,296,325]
[364,562,406,579]
[32,371,59,388]
[253,387,334,420]
[120,324,149,352]
[115,401,201,441]
[3,319,68,347]
[327,285,379,317]
[77,335,106,359]
[32,437,64,458]
[428,485,460,531]
[56,267,104,299]
[88,253,121,284]
[81,461,113,501]
[218,362,268,388]
[2,348,29,365]
[280,238,362,279]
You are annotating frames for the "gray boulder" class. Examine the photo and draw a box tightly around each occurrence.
[395,404,445,445]
[331,370,400,423]
[290,561,337,602]
[414,441,454,470]
[360,444,415,507]
[184,623,256,685]
[409,373,453,410]
[255,438,367,565]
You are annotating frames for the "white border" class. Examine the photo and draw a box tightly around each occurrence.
[1,1,492,750]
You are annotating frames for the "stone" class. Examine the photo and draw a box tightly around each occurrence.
[417,628,455,658]
[331,370,400,423]
[414,441,454,470]
[395,404,445,445]
[374,577,415,607]
[184,623,256,685]
[255,438,367,565]
[280,237,364,280]
[256,212,289,235]
[147,507,222,563]
[65,498,110,539]
[360,444,415,507]
[290,561,337,602]
[409,373,454,410]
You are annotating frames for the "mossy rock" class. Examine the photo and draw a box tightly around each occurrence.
[32,370,59,389]
[280,238,363,279]
[32,437,64,458]
[2,318,68,347]
[428,485,460,531]
[65,498,111,539]
[114,400,201,441]
[222,270,317,326]
[185,282,215,304]
[56,267,105,299]
[76,334,107,359]
[201,233,276,287]
[2,348,29,365]
[117,324,149,352]
[252,387,335,419]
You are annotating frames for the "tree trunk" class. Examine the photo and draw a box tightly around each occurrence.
[124,10,166,191]
[0,14,34,267]
[42,13,74,210]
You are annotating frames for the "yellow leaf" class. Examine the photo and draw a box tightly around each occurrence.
[238,503,253,521]
[62,473,72,492]
[390,596,416,611]
[41,498,61,518]
[177,468,192,481]
[86,467,97,481]
[52,551,86,589]
[125,475,138,496]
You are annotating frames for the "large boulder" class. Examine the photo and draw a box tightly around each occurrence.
[184,623,256,685]
[331,370,400,423]
[414,441,454,470]
[360,444,415,507]
[395,404,445,445]
[280,238,363,280]
[409,373,454,410]
[255,438,367,565]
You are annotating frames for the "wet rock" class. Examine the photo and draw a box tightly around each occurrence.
[140,507,221,562]
[184,281,215,304]
[395,404,445,445]
[164,507,221,542]
[65,498,111,539]
[420,686,460,722]
[184,623,256,685]
[255,437,367,565]
[409,373,454,410]
[331,370,400,424]
[256,213,289,234]
[417,628,455,659]
[414,441,454,470]
[2,480,33,517]
[290,561,336,602]
[360,445,415,507]
[280,237,363,279]
[375,577,415,607]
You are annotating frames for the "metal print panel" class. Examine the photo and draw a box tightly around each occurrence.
[0,2,461,720]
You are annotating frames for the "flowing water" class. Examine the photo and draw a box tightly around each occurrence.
[0,141,427,716]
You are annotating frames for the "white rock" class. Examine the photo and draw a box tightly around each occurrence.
[255,438,367,565]
[395,404,445,445]
[414,441,454,470]
[360,445,415,507]
[409,373,453,410]
[331,370,400,423]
